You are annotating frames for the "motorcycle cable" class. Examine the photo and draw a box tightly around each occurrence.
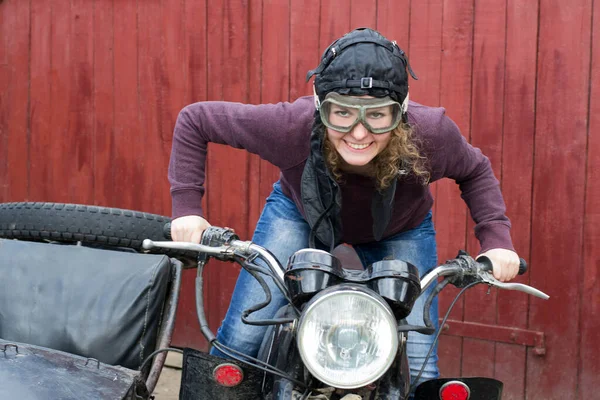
[408,278,479,394]
[238,259,299,326]
[195,263,307,388]
[211,340,309,389]
[237,251,299,311]
[137,347,184,372]
[308,193,337,252]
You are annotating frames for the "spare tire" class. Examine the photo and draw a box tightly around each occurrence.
[0,202,189,259]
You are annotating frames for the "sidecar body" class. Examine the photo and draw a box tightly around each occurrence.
[0,238,182,399]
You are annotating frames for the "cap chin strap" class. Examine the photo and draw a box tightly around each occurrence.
[402,92,409,114]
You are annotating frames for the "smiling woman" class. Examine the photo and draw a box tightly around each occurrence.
[317,91,428,189]
[167,27,520,393]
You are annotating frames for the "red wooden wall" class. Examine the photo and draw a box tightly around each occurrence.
[1,1,598,399]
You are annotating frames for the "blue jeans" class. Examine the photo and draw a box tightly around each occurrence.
[212,181,440,387]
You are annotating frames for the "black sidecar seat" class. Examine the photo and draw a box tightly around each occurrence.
[0,238,181,380]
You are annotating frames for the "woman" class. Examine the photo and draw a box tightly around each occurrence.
[168,28,519,387]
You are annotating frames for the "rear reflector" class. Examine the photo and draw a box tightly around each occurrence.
[213,363,244,387]
[439,380,470,400]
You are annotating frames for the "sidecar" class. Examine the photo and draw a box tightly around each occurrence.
[0,237,183,399]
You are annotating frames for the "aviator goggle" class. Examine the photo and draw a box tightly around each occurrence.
[317,92,408,134]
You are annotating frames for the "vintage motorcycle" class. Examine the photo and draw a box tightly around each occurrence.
[0,202,549,399]
[143,225,549,400]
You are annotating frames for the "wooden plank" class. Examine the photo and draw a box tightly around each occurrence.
[579,2,600,398]
[258,0,291,209]
[171,0,210,351]
[0,1,6,66]
[350,0,376,29]
[376,0,410,45]
[183,0,208,105]
[246,0,263,236]
[494,0,538,397]
[204,0,251,337]
[0,63,7,200]
[437,336,462,378]
[407,0,443,106]
[28,0,52,202]
[494,343,525,400]
[319,0,351,54]
[110,1,141,210]
[0,0,30,202]
[462,0,506,378]
[290,0,320,101]
[137,0,171,215]
[0,2,9,201]
[461,339,494,377]
[436,0,474,376]
[406,0,443,302]
[202,0,226,348]
[65,0,95,204]
[498,0,538,330]
[93,0,114,207]
[527,0,591,398]
[160,0,187,216]
[37,0,70,202]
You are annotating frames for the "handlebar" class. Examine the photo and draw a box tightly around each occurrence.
[151,224,549,300]
[143,235,286,281]
[420,254,548,300]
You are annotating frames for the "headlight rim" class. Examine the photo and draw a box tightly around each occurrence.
[296,284,399,389]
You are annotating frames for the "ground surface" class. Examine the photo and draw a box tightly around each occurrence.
[153,352,182,400]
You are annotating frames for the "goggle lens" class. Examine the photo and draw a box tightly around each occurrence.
[319,95,402,134]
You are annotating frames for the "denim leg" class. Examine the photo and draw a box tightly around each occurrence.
[353,211,440,388]
[211,182,312,358]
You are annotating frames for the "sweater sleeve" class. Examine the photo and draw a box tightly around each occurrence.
[425,109,515,253]
[168,97,314,218]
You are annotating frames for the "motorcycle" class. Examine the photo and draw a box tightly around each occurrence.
[0,202,549,399]
[143,225,549,400]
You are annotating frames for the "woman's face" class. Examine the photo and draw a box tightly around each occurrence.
[325,97,393,170]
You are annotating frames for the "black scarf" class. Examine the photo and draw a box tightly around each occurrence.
[300,128,398,249]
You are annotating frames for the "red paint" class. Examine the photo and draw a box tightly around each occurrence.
[1,2,597,398]
[580,2,600,399]
[436,0,475,377]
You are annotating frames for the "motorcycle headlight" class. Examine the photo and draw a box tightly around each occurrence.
[296,286,398,389]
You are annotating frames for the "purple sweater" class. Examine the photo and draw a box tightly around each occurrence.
[168,96,514,253]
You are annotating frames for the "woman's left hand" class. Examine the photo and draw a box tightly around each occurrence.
[476,248,520,282]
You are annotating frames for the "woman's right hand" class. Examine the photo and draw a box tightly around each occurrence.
[170,215,211,243]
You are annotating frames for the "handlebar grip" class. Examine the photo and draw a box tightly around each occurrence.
[478,256,528,275]
[518,258,528,275]
[163,222,172,240]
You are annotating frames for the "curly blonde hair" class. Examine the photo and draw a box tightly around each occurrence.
[323,122,430,190]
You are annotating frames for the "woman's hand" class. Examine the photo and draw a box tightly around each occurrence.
[171,215,211,243]
[477,248,520,282]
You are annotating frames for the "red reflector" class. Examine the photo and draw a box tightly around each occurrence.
[213,363,244,387]
[440,381,470,400]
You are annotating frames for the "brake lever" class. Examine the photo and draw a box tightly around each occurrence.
[479,271,550,300]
